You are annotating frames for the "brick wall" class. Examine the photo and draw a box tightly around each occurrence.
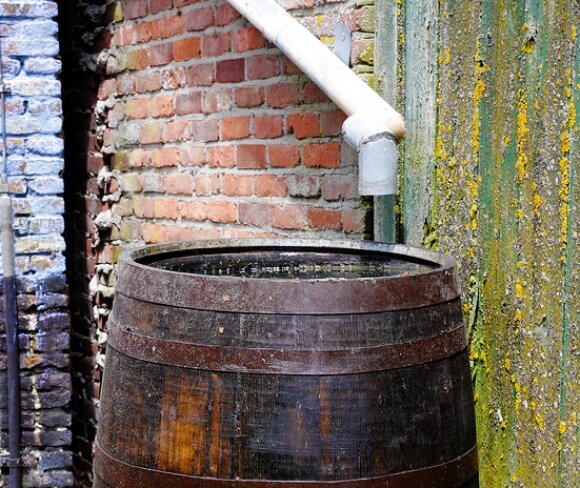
[60,0,378,485]
[0,1,72,486]
[106,0,374,245]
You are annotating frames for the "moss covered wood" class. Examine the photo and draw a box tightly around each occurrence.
[376,0,579,486]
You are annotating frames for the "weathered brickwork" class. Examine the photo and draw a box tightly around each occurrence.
[60,0,377,485]
[0,1,72,487]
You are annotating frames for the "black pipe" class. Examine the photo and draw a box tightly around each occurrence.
[2,273,21,488]
[0,30,22,488]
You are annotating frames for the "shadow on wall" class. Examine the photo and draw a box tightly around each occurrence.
[59,0,110,485]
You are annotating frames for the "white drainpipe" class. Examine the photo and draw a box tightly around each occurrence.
[225,0,405,196]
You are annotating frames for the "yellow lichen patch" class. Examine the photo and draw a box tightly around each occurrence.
[515,277,525,299]
[516,98,529,182]
[445,48,451,64]
[559,157,569,250]
[533,192,542,218]
[522,38,535,54]
[316,15,323,27]
[535,413,545,432]
[504,355,511,372]
[561,131,570,153]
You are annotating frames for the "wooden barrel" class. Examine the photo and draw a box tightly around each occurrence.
[94,239,478,487]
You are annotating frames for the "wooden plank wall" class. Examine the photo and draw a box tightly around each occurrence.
[375,0,578,486]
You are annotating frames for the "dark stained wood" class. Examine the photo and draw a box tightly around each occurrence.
[95,240,478,487]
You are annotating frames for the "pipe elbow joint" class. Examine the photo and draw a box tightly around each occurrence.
[342,114,398,196]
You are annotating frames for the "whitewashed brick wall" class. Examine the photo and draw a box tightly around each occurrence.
[0,1,72,486]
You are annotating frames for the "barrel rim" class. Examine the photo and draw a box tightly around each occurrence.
[115,239,460,314]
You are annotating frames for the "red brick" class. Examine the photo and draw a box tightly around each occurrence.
[202,89,234,113]
[161,67,187,89]
[166,225,195,242]
[149,95,174,117]
[321,110,347,136]
[207,201,237,223]
[173,37,201,61]
[223,174,253,196]
[239,202,270,227]
[215,3,241,26]
[342,207,366,233]
[133,198,155,218]
[232,27,265,52]
[127,48,149,70]
[184,7,215,31]
[136,72,161,92]
[304,142,340,168]
[287,175,320,198]
[180,146,205,166]
[254,115,283,139]
[154,198,180,219]
[153,147,179,167]
[175,0,200,7]
[207,145,235,168]
[159,14,184,38]
[322,175,356,201]
[181,201,207,221]
[220,116,250,140]
[237,144,266,169]
[115,25,136,47]
[283,58,302,75]
[194,173,220,195]
[150,0,173,15]
[98,78,117,100]
[254,175,287,197]
[307,208,342,230]
[187,63,215,86]
[128,148,152,168]
[164,120,192,142]
[167,225,196,242]
[175,91,202,115]
[136,21,158,43]
[304,82,327,103]
[143,223,168,243]
[125,98,148,120]
[165,173,194,194]
[271,205,307,230]
[287,113,320,139]
[268,145,300,168]
[247,55,281,80]
[216,59,245,83]
[265,83,299,108]
[223,228,257,239]
[140,122,162,144]
[202,33,231,57]
[123,0,148,20]
[150,43,173,66]
[191,119,219,142]
[235,86,264,107]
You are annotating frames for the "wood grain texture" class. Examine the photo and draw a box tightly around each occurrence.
[377,1,579,485]
[95,244,477,486]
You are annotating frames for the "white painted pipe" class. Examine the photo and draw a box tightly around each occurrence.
[343,114,397,195]
[225,0,405,141]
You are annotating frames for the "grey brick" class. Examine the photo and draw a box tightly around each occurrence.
[26,135,64,155]
[28,176,64,194]
[24,56,62,75]
[8,77,61,97]
[0,2,58,19]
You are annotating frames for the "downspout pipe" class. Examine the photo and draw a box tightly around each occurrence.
[0,34,22,488]
[225,0,405,196]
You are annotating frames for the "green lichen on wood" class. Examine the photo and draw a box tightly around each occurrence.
[377,0,580,485]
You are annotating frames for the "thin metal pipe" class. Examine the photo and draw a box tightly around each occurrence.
[0,31,22,488]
